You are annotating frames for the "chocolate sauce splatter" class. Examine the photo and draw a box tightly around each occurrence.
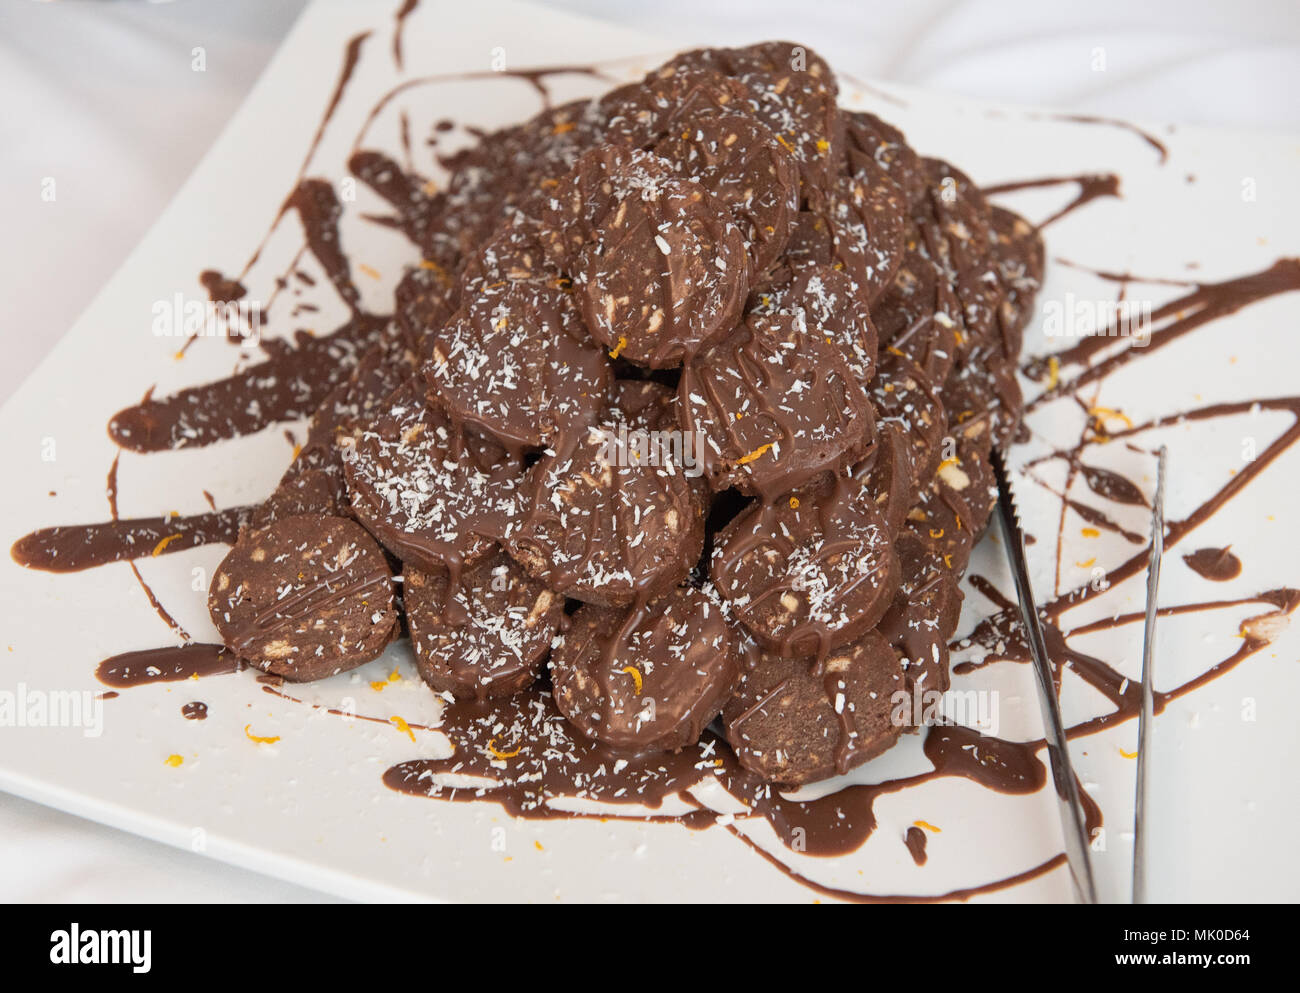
[984,173,1121,230]
[96,644,243,689]
[1183,546,1242,582]
[904,826,928,866]
[182,701,209,721]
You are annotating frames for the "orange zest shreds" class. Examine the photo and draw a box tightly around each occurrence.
[1081,527,1101,538]
[736,442,774,466]
[552,121,576,135]
[488,737,522,759]
[937,456,959,473]
[151,534,182,557]
[620,666,644,695]
[244,724,280,745]
[929,528,945,539]
[789,497,800,509]
[1076,557,1097,568]
[421,179,439,196]
[551,276,572,291]
[955,514,963,532]
[539,177,559,189]
[534,840,545,851]
[388,668,400,683]
[774,133,795,154]
[764,225,775,235]
[390,716,416,743]
[1120,748,1138,759]
[608,336,628,360]
[1088,406,1133,429]
[1045,355,1060,390]
[815,138,830,155]
[291,444,303,461]
[493,317,508,331]
[913,819,942,833]
[189,673,200,681]
[953,329,966,347]
[173,350,185,361]
[358,263,381,280]
[164,754,184,768]
[370,680,388,692]
[943,554,953,569]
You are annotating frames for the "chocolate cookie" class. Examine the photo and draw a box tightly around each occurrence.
[505,382,706,607]
[784,164,907,309]
[853,421,915,536]
[550,584,741,752]
[989,205,1044,362]
[423,279,612,452]
[679,311,876,499]
[921,158,1002,361]
[843,110,926,209]
[869,351,947,484]
[653,114,800,278]
[748,262,878,390]
[252,322,420,531]
[873,213,962,384]
[599,64,755,149]
[710,473,899,660]
[404,549,564,700]
[208,514,398,680]
[876,529,964,701]
[542,144,750,368]
[722,630,905,784]
[340,379,525,576]
[666,43,845,199]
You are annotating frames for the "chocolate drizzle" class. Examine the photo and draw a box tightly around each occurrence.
[1183,546,1242,581]
[96,644,243,688]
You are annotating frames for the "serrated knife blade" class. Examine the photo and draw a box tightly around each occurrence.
[990,447,1099,904]
[1132,446,1167,904]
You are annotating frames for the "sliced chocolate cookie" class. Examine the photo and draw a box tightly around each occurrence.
[599,64,755,149]
[876,529,963,702]
[252,323,420,531]
[748,262,878,390]
[405,549,564,700]
[339,379,525,575]
[853,421,915,536]
[921,158,1002,362]
[710,473,899,660]
[869,351,947,484]
[208,514,398,680]
[550,584,741,752]
[542,144,750,368]
[665,43,844,199]
[988,204,1044,362]
[423,279,612,452]
[843,110,926,209]
[679,310,875,498]
[722,630,905,784]
[653,113,800,278]
[506,384,706,607]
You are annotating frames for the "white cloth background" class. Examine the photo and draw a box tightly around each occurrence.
[2,0,1297,902]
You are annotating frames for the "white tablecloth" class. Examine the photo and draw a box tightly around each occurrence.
[2,0,1297,902]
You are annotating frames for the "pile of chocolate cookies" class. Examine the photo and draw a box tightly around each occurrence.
[207,42,1043,786]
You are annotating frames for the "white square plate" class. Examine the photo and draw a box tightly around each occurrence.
[2,0,1297,902]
